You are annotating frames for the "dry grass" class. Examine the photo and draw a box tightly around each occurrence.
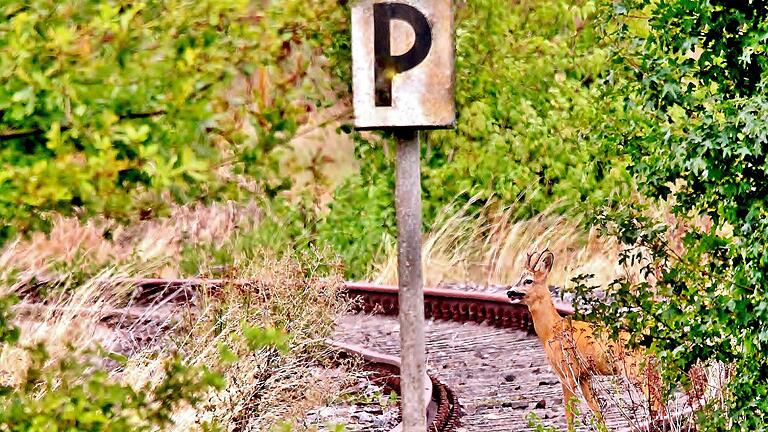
[0,201,261,281]
[373,200,626,291]
[0,203,350,431]
[123,258,349,431]
[281,103,358,213]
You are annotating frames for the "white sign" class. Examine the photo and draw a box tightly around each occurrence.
[352,0,455,129]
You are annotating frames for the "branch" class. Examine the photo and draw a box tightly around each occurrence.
[122,109,166,119]
[0,110,166,143]
[0,128,49,140]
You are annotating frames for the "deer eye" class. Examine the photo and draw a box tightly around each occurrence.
[524,279,533,285]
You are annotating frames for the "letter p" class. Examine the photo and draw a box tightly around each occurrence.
[373,3,432,107]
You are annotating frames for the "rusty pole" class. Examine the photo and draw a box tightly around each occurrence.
[395,129,426,431]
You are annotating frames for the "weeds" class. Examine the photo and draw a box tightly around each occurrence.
[373,200,624,292]
[0,203,350,431]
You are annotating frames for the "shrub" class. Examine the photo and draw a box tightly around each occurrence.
[0,0,347,242]
[0,294,225,431]
[581,1,768,429]
[424,0,629,219]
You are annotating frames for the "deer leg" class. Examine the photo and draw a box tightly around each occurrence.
[579,377,604,426]
[561,380,578,431]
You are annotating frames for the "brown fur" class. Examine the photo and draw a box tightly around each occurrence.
[507,250,663,430]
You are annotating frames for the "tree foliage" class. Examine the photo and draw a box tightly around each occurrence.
[583,1,768,429]
[0,0,346,242]
[425,0,628,218]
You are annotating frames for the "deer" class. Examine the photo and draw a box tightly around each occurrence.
[506,249,664,430]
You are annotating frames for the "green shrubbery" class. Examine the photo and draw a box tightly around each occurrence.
[0,0,347,242]
[576,1,768,429]
[0,295,226,431]
[425,0,629,217]
[318,0,631,276]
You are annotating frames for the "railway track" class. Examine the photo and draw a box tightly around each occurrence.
[338,282,573,432]
[16,277,688,432]
[344,282,572,328]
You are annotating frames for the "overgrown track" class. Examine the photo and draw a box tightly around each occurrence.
[21,277,679,432]
[126,279,574,432]
[20,278,468,432]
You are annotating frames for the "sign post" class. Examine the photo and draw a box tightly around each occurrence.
[352,1,454,430]
[394,129,426,431]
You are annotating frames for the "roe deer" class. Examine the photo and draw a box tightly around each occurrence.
[506,250,663,430]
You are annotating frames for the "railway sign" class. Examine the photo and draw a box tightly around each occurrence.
[352,0,455,129]
[351,1,454,430]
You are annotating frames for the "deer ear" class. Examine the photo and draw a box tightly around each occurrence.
[536,251,554,274]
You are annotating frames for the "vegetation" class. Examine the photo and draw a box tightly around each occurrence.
[0,329,225,431]
[4,0,768,429]
[573,1,768,430]
[0,212,345,431]
[0,0,347,242]
[1,0,351,426]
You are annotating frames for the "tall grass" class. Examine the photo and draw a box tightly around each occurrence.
[0,204,349,431]
[373,200,624,291]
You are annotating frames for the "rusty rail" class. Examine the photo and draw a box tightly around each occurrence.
[327,340,460,432]
[344,282,573,330]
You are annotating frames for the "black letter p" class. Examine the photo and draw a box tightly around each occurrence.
[373,3,432,107]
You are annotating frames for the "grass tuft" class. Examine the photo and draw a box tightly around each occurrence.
[373,200,624,291]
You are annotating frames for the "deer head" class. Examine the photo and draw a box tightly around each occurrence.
[506,250,555,305]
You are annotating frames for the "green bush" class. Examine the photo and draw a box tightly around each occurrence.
[425,0,629,218]
[0,0,347,242]
[580,1,768,429]
[318,0,631,277]
[0,295,224,431]
[0,289,306,431]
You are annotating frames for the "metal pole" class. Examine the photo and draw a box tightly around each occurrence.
[395,129,426,432]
